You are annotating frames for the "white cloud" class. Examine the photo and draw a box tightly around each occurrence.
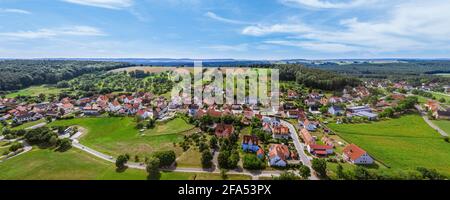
[0,8,32,14]
[242,24,312,36]
[244,0,450,53]
[204,12,250,25]
[279,0,377,9]
[0,26,106,40]
[62,0,133,9]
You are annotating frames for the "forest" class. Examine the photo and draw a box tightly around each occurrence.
[0,60,131,92]
[243,64,361,91]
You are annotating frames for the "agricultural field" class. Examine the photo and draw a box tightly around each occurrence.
[430,92,450,104]
[434,73,450,77]
[432,120,450,135]
[6,85,66,98]
[49,117,195,158]
[328,114,450,176]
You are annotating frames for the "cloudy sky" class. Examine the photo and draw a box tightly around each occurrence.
[0,0,450,59]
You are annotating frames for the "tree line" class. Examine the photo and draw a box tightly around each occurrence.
[0,60,131,92]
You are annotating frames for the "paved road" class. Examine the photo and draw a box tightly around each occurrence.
[280,119,319,180]
[415,105,448,137]
[0,141,32,163]
[25,122,47,130]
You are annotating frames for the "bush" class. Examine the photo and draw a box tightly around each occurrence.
[115,155,129,169]
[243,154,265,170]
[9,142,24,152]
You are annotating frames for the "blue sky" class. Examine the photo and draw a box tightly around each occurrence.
[0,0,450,59]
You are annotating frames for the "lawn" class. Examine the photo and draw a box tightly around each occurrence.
[432,120,450,135]
[6,85,66,98]
[0,148,251,180]
[0,148,147,180]
[49,117,194,158]
[328,114,450,176]
[430,92,450,104]
[176,148,202,168]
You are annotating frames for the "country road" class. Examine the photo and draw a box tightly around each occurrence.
[415,105,448,137]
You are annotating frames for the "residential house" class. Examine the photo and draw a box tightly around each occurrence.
[328,106,345,116]
[287,90,298,99]
[286,109,300,119]
[82,104,101,115]
[136,109,153,119]
[13,112,37,123]
[307,144,334,156]
[434,108,450,120]
[268,144,290,167]
[271,124,290,139]
[215,123,235,138]
[300,128,315,146]
[108,100,122,112]
[242,135,260,152]
[342,144,374,165]
[300,119,318,131]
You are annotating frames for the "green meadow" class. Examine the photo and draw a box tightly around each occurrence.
[49,117,195,158]
[328,114,450,175]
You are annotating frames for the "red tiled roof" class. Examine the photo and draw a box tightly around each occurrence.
[269,144,290,161]
[343,144,367,161]
[215,123,234,138]
[301,128,315,145]
[309,144,333,150]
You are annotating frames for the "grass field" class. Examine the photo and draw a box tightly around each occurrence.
[0,148,250,180]
[430,92,450,104]
[49,117,194,158]
[434,73,450,77]
[176,148,202,168]
[0,148,147,180]
[6,85,66,98]
[432,120,450,135]
[328,114,450,175]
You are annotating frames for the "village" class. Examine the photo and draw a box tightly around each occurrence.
[2,72,449,180]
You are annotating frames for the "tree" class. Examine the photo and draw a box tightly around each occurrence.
[354,166,372,180]
[135,155,140,163]
[136,122,144,129]
[439,98,446,103]
[9,142,24,152]
[146,119,156,129]
[416,167,445,180]
[146,157,161,180]
[201,150,213,169]
[220,169,228,180]
[57,138,72,151]
[274,171,301,180]
[298,165,311,180]
[115,155,129,170]
[243,154,265,170]
[209,136,218,149]
[45,116,53,123]
[336,164,346,180]
[311,158,327,177]
[153,151,176,167]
